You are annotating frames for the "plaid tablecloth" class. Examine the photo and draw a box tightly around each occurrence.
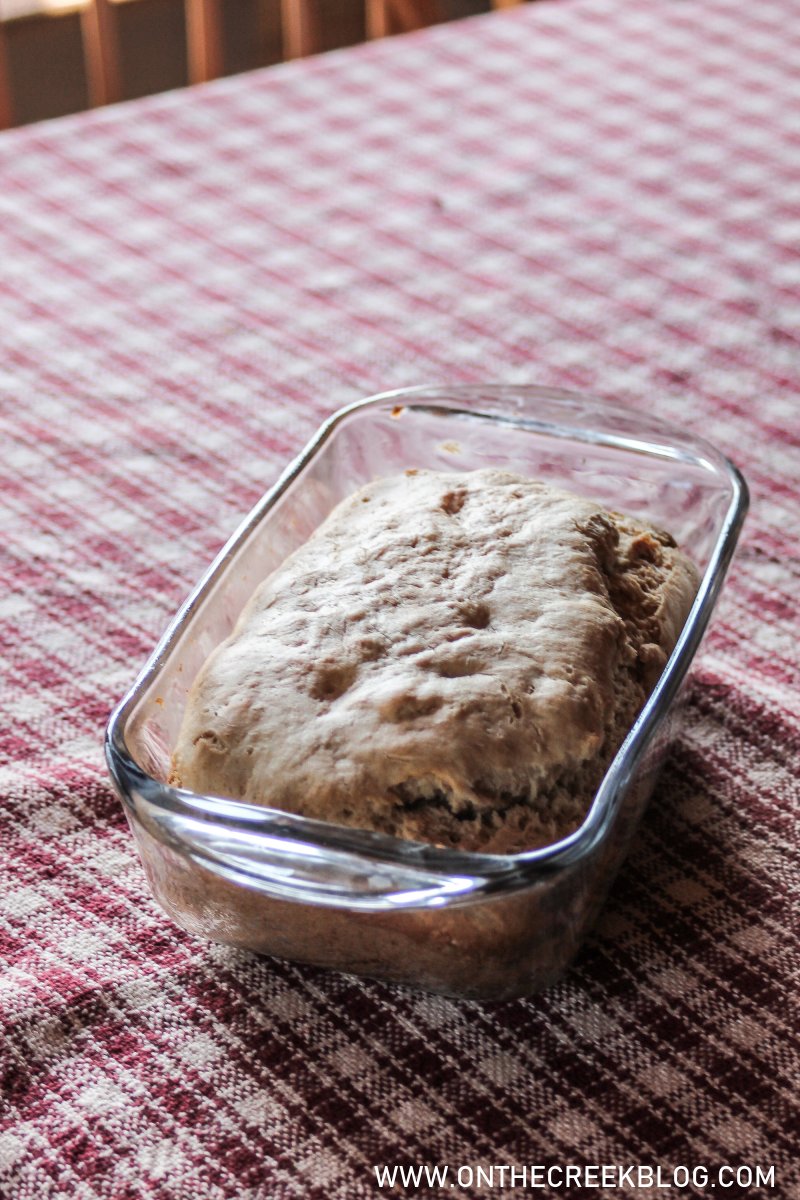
[1,0,799,1196]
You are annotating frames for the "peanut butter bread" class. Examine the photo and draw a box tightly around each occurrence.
[170,470,699,854]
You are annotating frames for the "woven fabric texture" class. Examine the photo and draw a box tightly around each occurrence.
[1,0,798,1195]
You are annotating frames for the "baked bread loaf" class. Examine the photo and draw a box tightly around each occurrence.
[170,470,699,854]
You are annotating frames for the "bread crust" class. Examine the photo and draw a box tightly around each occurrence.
[170,470,698,854]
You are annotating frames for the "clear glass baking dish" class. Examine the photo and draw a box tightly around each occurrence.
[105,385,748,1001]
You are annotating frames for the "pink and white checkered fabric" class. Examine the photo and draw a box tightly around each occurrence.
[1,0,798,1195]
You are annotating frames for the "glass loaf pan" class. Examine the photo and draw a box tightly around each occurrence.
[105,385,748,1001]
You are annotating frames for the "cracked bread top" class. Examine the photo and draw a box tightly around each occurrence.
[170,469,699,854]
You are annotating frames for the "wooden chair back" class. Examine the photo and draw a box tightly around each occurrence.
[0,0,524,130]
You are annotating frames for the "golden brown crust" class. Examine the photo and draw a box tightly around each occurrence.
[170,470,699,854]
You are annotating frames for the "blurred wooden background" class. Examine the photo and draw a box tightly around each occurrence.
[0,0,493,127]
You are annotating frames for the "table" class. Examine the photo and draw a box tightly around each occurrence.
[1,1,798,1196]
